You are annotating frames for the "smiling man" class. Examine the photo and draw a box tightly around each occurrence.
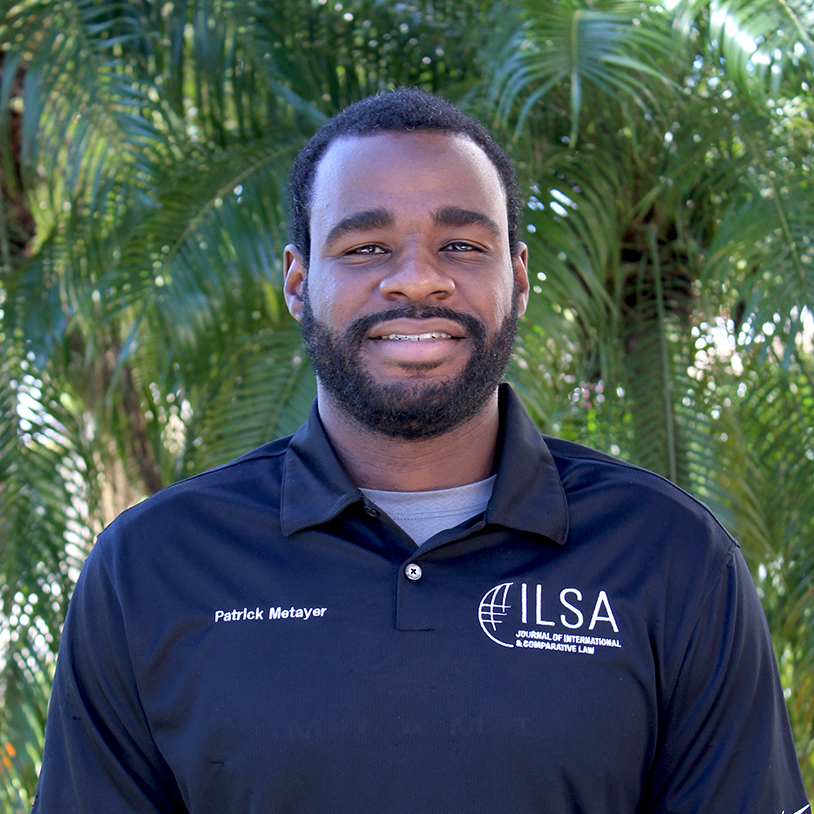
[284,127,529,488]
[32,90,809,813]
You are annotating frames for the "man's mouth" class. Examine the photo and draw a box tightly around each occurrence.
[367,317,466,344]
[363,320,466,368]
[376,332,454,341]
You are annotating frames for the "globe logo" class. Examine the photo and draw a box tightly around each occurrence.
[478,582,515,647]
[479,581,624,653]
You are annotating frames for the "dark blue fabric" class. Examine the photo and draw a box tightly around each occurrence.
[32,385,809,813]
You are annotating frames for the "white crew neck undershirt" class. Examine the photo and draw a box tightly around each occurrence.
[359,475,496,547]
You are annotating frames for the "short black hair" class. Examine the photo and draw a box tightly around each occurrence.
[287,88,521,267]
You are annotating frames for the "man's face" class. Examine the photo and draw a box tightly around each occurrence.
[284,131,529,439]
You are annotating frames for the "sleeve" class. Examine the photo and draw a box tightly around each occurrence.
[31,543,186,813]
[642,545,810,813]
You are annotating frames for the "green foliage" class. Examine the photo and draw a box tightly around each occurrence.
[0,345,100,808]
[1,0,813,805]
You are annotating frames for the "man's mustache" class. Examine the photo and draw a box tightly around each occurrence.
[345,305,486,345]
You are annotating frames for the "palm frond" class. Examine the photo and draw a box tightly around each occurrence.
[1,0,172,202]
[110,139,298,352]
[674,0,814,103]
[704,346,814,779]
[0,343,101,808]
[488,0,677,144]
[183,321,315,472]
[704,171,814,358]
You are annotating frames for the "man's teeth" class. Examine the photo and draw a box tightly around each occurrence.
[379,332,453,341]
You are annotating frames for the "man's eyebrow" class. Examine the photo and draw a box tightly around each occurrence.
[433,206,501,237]
[323,208,394,249]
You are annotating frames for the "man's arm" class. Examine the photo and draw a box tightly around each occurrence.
[642,546,809,813]
[32,543,185,813]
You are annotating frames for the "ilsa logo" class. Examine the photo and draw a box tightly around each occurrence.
[478,582,622,655]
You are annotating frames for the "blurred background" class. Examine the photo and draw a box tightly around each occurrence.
[1,0,813,806]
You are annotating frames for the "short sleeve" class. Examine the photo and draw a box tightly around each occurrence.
[642,546,809,813]
[31,542,185,813]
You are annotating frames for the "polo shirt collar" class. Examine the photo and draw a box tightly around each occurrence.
[487,384,568,545]
[281,384,569,546]
[281,399,360,536]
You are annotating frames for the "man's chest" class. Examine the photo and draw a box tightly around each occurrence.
[126,525,660,813]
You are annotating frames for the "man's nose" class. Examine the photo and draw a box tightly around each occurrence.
[378,247,455,302]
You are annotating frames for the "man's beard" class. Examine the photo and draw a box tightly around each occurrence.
[300,286,520,440]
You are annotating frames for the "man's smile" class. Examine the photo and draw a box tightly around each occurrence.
[376,331,454,341]
[367,318,467,342]
[364,318,467,366]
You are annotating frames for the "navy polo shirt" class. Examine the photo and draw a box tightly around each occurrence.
[33,385,808,813]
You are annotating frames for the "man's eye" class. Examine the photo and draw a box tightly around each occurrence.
[443,241,479,252]
[347,244,386,255]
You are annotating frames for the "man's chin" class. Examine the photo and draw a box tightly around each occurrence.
[335,375,490,440]
[362,362,462,384]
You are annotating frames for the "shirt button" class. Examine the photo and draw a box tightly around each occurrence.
[364,505,379,517]
[404,563,423,581]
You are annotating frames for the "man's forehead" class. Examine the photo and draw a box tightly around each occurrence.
[309,131,507,223]
[323,129,482,158]
[314,130,498,188]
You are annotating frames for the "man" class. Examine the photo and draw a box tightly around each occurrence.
[33,89,809,812]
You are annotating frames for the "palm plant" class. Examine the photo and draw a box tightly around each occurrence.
[489,0,814,786]
[0,0,812,806]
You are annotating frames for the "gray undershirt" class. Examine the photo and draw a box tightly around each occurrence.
[359,475,496,547]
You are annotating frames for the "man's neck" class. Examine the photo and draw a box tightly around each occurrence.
[316,387,501,492]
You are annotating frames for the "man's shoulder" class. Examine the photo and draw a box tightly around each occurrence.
[142,433,291,500]
[542,434,737,554]
[97,435,295,549]
[543,434,667,480]
[545,434,712,499]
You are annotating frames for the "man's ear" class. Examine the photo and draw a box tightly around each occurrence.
[513,241,530,319]
[283,245,306,322]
